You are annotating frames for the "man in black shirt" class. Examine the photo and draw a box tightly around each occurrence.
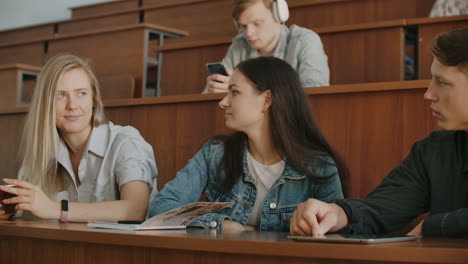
[290,27,468,238]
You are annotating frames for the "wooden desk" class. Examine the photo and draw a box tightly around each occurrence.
[0,221,467,264]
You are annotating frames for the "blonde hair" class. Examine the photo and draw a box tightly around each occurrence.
[18,53,106,195]
[232,0,273,21]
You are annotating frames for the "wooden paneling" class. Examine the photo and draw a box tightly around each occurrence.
[0,112,25,179]
[310,88,435,197]
[412,16,468,79]
[145,0,237,42]
[0,65,41,107]
[148,0,435,43]
[99,74,136,99]
[59,12,140,35]
[142,0,209,8]
[0,24,54,46]
[47,28,146,97]
[0,81,436,198]
[0,43,44,66]
[289,0,435,29]
[0,70,19,108]
[161,44,229,95]
[321,26,405,85]
[1,222,467,264]
[71,0,140,19]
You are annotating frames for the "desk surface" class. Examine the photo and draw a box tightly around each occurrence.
[1,220,467,264]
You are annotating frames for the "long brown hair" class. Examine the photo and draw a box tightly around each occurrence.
[216,57,348,194]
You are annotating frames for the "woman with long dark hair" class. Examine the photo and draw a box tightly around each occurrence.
[149,56,346,231]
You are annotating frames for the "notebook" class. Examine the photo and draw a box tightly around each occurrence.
[88,202,233,231]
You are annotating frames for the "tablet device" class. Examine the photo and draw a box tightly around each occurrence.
[288,234,422,244]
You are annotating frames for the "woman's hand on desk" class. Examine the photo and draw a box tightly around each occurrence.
[0,203,13,219]
[290,199,348,237]
[1,178,60,220]
[407,220,424,236]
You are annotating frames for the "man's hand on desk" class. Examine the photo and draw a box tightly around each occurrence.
[290,199,348,237]
[407,220,424,236]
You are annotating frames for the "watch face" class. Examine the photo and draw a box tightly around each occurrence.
[61,199,69,211]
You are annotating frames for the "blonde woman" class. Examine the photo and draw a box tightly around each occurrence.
[0,54,157,222]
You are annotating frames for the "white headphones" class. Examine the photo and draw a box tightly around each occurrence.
[272,0,289,23]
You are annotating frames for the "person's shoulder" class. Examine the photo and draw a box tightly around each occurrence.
[205,136,226,150]
[288,24,320,40]
[299,152,337,178]
[106,122,140,136]
[412,130,463,152]
[421,130,458,144]
[106,122,145,141]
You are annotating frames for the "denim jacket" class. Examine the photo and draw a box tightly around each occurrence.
[149,138,343,231]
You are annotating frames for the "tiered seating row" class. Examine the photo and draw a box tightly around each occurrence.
[0,0,435,46]
[158,15,468,95]
[0,80,436,198]
[0,24,188,103]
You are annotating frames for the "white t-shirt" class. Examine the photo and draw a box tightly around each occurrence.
[246,152,285,227]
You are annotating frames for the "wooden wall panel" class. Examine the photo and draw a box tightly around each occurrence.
[0,65,41,107]
[47,29,145,98]
[0,43,44,66]
[71,0,139,19]
[417,20,468,80]
[149,0,434,42]
[0,113,25,179]
[0,82,437,198]
[310,89,436,197]
[0,25,54,46]
[142,0,208,8]
[0,70,19,108]
[160,44,229,95]
[289,0,435,29]
[2,224,467,264]
[321,27,404,84]
[145,0,237,42]
[59,12,140,35]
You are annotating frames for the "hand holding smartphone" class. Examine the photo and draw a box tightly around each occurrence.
[206,62,228,76]
[0,185,17,215]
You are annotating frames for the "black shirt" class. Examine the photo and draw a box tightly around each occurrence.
[337,130,468,237]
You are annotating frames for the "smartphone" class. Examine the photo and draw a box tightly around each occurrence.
[206,62,228,76]
[0,185,17,214]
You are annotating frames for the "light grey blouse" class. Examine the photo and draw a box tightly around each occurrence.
[55,122,158,203]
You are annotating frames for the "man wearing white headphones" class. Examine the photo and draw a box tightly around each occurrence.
[204,0,330,93]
